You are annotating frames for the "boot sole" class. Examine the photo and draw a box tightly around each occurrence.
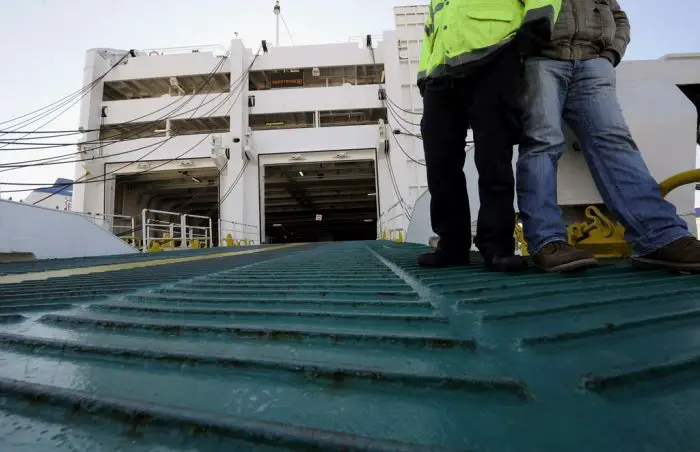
[539,258,600,273]
[630,257,700,274]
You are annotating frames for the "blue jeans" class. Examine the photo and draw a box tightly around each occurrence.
[516,57,690,256]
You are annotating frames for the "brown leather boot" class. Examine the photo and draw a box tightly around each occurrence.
[631,236,700,273]
[532,241,599,273]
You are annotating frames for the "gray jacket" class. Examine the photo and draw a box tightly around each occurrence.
[539,0,631,66]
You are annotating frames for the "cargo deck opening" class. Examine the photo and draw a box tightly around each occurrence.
[263,160,378,243]
[114,167,220,243]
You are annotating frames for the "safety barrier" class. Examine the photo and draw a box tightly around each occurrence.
[515,169,700,259]
[142,209,186,252]
[183,214,214,249]
[108,214,138,248]
[219,219,258,246]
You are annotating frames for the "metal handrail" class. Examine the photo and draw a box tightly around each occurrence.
[142,209,183,252]
[183,214,214,248]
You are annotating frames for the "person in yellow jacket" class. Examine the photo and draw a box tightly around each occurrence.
[416,0,561,271]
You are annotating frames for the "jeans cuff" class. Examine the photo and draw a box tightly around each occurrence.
[529,235,568,256]
[631,230,693,257]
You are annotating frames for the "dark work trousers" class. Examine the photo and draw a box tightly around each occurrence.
[420,43,522,260]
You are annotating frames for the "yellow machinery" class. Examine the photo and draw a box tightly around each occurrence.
[222,233,254,247]
[144,234,213,252]
[515,169,700,259]
[380,229,405,243]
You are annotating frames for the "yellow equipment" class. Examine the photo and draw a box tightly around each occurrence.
[516,169,700,259]
[381,229,405,243]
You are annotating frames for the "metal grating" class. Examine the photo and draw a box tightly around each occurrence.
[0,241,699,450]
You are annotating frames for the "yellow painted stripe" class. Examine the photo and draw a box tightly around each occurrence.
[0,244,305,285]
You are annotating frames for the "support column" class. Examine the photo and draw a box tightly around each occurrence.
[219,39,255,244]
[73,49,123,216]
[380,31,414,233]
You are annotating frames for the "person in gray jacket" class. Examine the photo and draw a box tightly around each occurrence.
[517,0,700,273]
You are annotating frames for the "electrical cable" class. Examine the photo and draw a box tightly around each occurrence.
[141,64,241,216]
[22,134,211,202]
[217,159,249,208]
[0,129,99,134]
[207,69,255,215]
[0,130,95,141]
[0,56,229,152]
[0,137,171,173]
[280,14,296,45]
[3,49,258,251]
[0,52,131,149]
[386,104,424,144]
[0,49,256,251]
[384,146,413,221]
[113,92,251,240]
[386,101,422,129]
[367,41,418,221]
[385,95,422,116]
[388,102,475,168]
[0,51,130,129]
[160,67,254,227]
[2,58,248,197]
[1,52,232,159]
[177,67,255,239]
[208,158,250,236]
[4,52,221,141]
[0,54,244,171]
[0,50,259,179]
[2,87,219,182]
[23,49,259,210]
[24,78,248,202]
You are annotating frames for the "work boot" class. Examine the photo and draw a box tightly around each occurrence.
[532,241,599,273]
[484,252,528,273]
[417,239,470,268]
[630,236,700,273]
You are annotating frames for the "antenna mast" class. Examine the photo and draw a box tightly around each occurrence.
[273,1,281,48]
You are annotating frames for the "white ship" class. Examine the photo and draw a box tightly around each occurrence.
[1,2,699,259]
[2,4,700,450]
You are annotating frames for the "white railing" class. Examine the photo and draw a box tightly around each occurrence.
[107,214,137,247]
[219,219,259,246]
[183,214,214,249]
[141,209,219,252]
[142,209,185,252]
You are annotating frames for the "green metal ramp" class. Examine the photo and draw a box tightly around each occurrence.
[0,241,698,451]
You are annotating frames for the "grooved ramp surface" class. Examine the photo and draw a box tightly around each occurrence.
[0,241,698,450]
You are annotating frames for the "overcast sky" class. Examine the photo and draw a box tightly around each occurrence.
[0,0,698,199]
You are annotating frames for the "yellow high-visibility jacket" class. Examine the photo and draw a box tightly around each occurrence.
[418,0,561,87]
